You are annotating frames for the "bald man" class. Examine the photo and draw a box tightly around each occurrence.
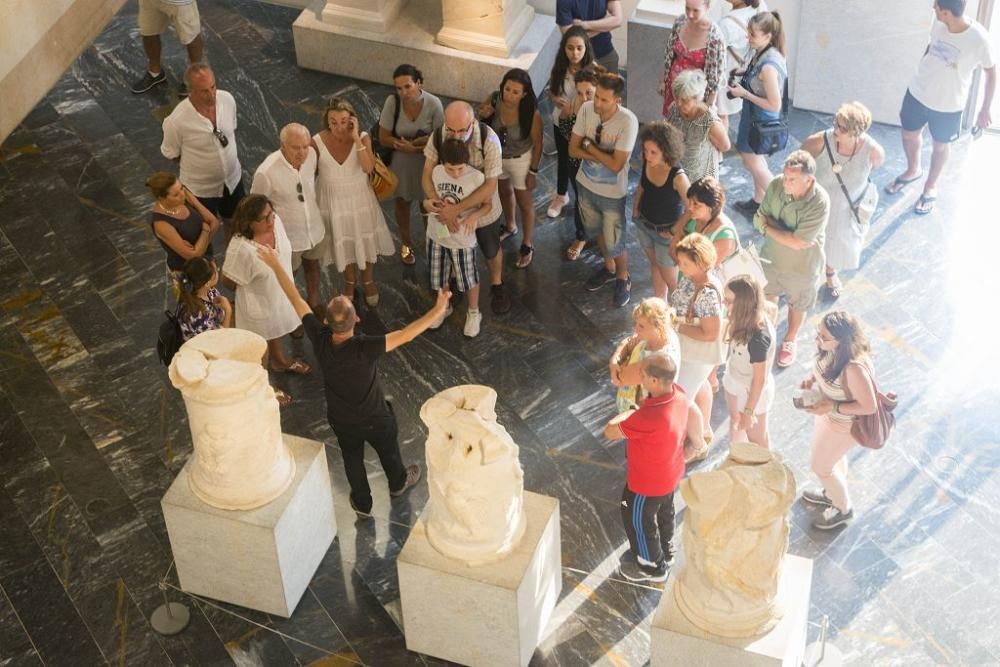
[423,102,511,315]
[251,123,326,312]
[259,245,450,518]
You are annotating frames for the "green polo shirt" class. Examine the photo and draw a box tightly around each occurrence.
[754,177,830,277]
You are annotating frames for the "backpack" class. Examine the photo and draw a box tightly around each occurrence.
[840,362,897,450]
[156,308,184,366]
[432,121,491,165]
[369,93,400,165]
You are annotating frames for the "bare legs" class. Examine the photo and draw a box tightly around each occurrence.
[301,258,322,311]
[514,188,535,248]
[739,152,773,203]
[394,197,414,249]
[725,390,771,448]
[141,34,204,74]
[642,249,677,301]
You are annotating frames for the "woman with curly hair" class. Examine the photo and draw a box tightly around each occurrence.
[632,121,689,299]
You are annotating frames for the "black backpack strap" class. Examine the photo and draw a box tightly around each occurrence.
[478,121,489,152]
[391,93,401,137]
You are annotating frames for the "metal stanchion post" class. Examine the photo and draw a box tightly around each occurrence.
[150,581,191,636]
[802,615,843,667]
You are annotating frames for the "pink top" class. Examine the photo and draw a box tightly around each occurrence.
[663,42,708,115]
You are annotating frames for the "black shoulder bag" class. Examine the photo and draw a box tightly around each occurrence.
[370,93,400,165]
[747,48,789,156]
[156,306,184,366]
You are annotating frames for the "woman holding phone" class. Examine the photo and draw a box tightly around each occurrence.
[314,97,394,306]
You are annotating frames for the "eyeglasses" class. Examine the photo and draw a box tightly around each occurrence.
[594,123,603,146]
[445,124,471,137]
[256,210,275,223]
[296,182,304,202]
[212,125,229,148]
[833,123,849,134]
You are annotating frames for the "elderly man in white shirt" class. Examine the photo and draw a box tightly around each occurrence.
[251,123,326,313]
[161,63,244,230]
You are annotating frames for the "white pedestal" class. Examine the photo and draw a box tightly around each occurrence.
[293,0,561,102]
[162,435,336,618]
[397,491,561,667]
[650,554,813,667]
[626,0,681,121]
[321,0,406,33]
[437,0,535,58]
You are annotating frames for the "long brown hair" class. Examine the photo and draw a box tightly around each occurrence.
[725,277,768,345]
[748,11,785,56]
[177,256,216,317]
[231,194,272,239]
[818,310,870,382]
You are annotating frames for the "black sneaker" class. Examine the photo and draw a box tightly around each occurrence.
[734,198,760,217]
[131,70,166,94]
[490,283,511,315]
[584,266,616,292]
[801,487,834,507]
[178,82,188,98]
[619,560,668,583]
[390,464,422,497]
[811,506,854,530]
[613,275,631,308]
[349,497,373,519]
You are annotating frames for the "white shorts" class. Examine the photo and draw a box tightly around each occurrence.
[500,152,532,190]
[138,0,202,45]
[722,374,775,415]
[291,242,324,271]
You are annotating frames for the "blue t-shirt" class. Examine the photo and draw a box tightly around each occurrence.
[556,0,614,58]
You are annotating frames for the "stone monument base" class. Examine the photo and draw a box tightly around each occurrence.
[650,554,813,667]
[293,2,561,102]
[397,491,561,666]
[162,435,336,618]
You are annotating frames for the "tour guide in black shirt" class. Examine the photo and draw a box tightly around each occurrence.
[257,246,451,518]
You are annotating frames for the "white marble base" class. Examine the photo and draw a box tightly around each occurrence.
[162,435,336,618]
[293,2,561,102]
[650,555,813,667]
[626,3,679,122]
[397,491,561,666]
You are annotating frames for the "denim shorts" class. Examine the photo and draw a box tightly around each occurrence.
[576,185,628,257]
[632,213,675,269]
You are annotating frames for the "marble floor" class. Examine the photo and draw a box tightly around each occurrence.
[2,1,1000,665]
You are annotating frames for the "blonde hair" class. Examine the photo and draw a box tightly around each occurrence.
[835,101,873,137]
[322,97,358,130]
[675,233,717,272]
[632,297,677,340]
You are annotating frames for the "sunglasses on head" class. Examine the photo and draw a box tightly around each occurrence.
[212,125,229,148]
[296,182,304,202]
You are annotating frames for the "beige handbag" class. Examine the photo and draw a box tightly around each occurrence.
[369,154,399,201]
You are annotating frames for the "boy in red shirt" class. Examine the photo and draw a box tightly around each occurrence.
[604,353,688,582]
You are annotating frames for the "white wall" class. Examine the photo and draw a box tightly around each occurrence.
[1,0,128,141]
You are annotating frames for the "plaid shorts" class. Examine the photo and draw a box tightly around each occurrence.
[427,239,478,292]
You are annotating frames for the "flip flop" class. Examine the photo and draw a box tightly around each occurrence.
[499,226,518,243]
[825,271,842,299]
[884,173,922,195]
[565,240,585,261]
[914,194,937,215]
[516,244,534,269]
[272,359,311,375]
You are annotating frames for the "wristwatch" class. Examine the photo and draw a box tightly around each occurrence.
[581,137,592,150]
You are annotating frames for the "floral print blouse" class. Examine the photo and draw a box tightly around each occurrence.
[662,15,726,102]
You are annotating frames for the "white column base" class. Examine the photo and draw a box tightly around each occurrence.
[397,491,561,667]
[436,3,535,59]
[321,0,406,33]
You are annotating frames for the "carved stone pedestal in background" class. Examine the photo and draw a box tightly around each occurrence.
[293,0,560,102]
[397,491,561,666]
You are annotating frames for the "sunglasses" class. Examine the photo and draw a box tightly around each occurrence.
[595,123,603,146]
[212,125,229,148]
[296,182,304,202]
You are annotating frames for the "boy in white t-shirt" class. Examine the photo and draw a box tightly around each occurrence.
[423,139,489,337]
[888,0,995,216]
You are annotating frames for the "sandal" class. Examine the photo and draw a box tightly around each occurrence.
[884,173,922,195]
[363,280,379,307]
[273,388,292,407]
[400,244,416,265]
[342,279,356,300]
[825,270,842,299]
[914,193,936,216]
[272,359,311,375]
[499,225,518,243]
[565,239,585,261]
[516,244,534,269]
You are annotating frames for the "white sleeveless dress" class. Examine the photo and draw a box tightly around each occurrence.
[313,131,394,272]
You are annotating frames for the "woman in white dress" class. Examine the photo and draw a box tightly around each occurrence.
[314,97,395,307]
[717,0,768,129]
[223,195,309,405]
[801,101,885,298]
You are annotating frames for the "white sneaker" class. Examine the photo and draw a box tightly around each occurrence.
[546,194,569,218]
[429,304,452,330]
[464,309,482,338]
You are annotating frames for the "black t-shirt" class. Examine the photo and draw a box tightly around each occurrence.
[151,207,213,271]
[303,313,390,425]
[747,327,772,364]
[556,0,614,58]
